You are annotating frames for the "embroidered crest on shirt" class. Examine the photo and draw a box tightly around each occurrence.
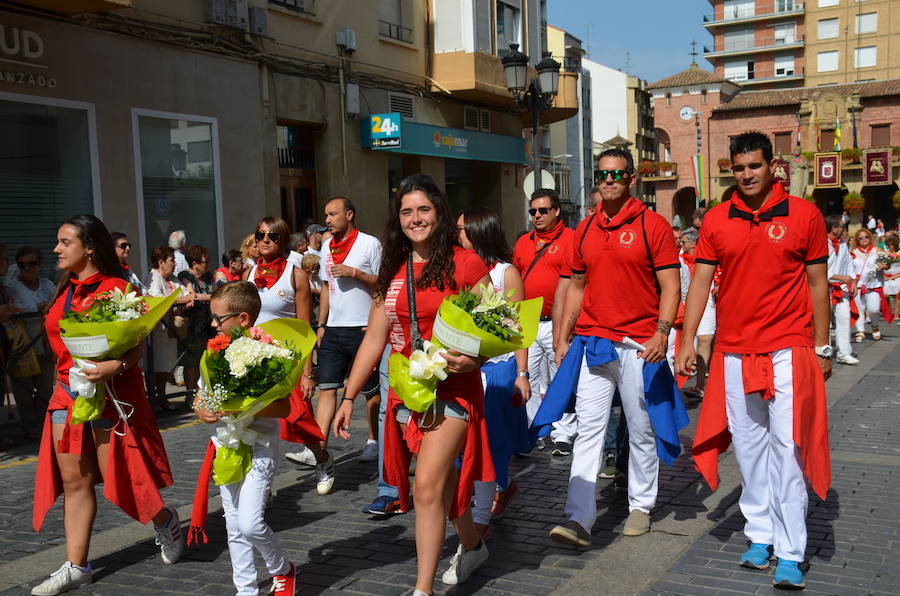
[766,222,787,243]
[619,230,636,247]
[548,244,559,255]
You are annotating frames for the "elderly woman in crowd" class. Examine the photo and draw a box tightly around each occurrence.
[111,232,143,291]
[213,249,244,286]
[240,233,260,276]
[146,245,195,411]
[177,244,214,406]
[4,246,55,440]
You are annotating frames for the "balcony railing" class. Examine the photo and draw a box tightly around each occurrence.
[379,20,413,43]
[269,0,312,14]
[703,3,804,27]
[726,66,805,84]
[705,34,804,57]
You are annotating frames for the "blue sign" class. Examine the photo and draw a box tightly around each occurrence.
[361,119,526,165]
[368,112,402,148]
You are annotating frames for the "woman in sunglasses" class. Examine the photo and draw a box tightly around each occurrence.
[4,246,55,440]
[332,174,494,595]
[851,228,888,342]
[111,232,143,292]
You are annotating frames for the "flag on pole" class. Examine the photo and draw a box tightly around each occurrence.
[851,111,858,149]
[834,117,842,152]
[691,154,705,206]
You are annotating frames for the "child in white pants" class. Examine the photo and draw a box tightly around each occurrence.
[195,282,296,596]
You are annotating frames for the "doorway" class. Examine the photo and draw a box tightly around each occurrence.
[278,123,317,229]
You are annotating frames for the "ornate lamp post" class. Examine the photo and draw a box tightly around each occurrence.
[501,43,562,180]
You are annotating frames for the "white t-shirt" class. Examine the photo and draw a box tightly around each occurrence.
[319,231,382,327]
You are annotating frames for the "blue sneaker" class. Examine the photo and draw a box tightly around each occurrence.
[774,560,806,590]
[363,495,406,517]
[740,543,773,569]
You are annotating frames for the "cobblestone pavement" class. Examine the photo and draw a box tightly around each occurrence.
[0,331,896,595]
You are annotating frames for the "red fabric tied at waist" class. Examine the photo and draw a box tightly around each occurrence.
[741,353,775,401]
[829,283,844,307]
[858,286,895,324]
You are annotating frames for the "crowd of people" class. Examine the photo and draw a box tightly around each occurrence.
[1,131,899,596]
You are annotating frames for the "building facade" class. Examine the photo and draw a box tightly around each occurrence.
[1,0,574,281]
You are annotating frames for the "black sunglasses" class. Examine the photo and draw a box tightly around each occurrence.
[116,242,131,250]
[17,261,39,269]
[255,231,281,243]
[212,312,241,326]
[528,207,552,216]
[596,169,631,182]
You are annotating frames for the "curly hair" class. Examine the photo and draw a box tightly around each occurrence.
[376,174,458,298]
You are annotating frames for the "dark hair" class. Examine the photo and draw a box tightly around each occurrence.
[256,216,291,254]
[886,235,899,251]
[52,214,127,302]
[185,244,209,267]
[597,148,635,174]
[824,214,843,232]
[110,232,127,244]
[15,246,42,265]
[692,207,708,223]
[222,249,242,267]
[376,174,458,298]
[326,196,356,217]
[150,245,175,269]
[211,281,262,321]
[461,206,512,267]
[530,188,560,210]
[729,131,773,163]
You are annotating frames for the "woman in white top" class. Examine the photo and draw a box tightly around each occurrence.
[851,228,885,341]
[146,245,195,411]
[5,246,55,438]
[457,206,531,540]
[882,234,900,324]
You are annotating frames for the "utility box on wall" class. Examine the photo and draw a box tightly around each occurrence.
[205,0,248,30]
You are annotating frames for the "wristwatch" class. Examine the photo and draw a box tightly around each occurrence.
[117,358,128,374]
[517,370,530,379]
[814,345,834,358]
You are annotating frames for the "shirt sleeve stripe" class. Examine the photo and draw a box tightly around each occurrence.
[805,256,828,265]
[559,274,571,279]
[696,258,718,266]
[653,262,681,271]
[571,268,586,275]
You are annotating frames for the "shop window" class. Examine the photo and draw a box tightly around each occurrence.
[774,132,792,154]
[134,111,221,266]
[0,95,97,279]
[871,124,890,147]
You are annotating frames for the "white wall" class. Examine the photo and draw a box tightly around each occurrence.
[581,58,628,145]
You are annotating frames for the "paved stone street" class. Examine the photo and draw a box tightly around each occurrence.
[0,330,897,595]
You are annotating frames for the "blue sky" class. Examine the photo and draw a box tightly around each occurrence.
[548,0,712,83]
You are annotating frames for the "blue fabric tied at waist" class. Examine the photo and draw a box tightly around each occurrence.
[530,335,689,466]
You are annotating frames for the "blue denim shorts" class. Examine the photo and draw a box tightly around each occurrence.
[51,382,114,428]
[394,399,469,425]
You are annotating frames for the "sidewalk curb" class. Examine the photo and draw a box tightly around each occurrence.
[550,339,896,596]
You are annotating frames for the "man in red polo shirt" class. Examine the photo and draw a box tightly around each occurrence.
[676,131,831,590]
[548,148,681,545]
[513,188,576,453]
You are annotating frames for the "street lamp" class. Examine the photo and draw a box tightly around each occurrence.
[502,43,562,183]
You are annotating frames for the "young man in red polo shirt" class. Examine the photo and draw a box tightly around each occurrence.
[548,148,681,544]
[676,131,831,590]
[513,188,576,454]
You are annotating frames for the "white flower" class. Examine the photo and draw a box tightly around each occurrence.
[223,336,291,378]
[472,283,509,314]
[115,309,141,321]
[108,285,143,312]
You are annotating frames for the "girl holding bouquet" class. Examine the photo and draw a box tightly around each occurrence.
[332,174,494,595]
[32,215,181,596]
[851,228,891,341]
[457,206,531,539]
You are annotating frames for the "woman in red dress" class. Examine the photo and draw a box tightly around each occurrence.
[332,174,495,596]
[31,215,181,596]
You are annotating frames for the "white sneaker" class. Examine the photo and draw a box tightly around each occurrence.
[836,354,860,365]
[285,446,317,467]
[358,440,378,463]
[440,540,488,585]
[154,505,184,564]
[315,452,335,495]
[31,562,92,595]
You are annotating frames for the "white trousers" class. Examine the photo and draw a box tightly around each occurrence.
[832,298,852,358]
[565,346,659,530]
[724,349,807,562]
[854,290,882,331]
[527,320,576,440]
[220,446,290,596]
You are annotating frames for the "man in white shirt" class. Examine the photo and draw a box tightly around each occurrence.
[825,215,858,365]
[305,224,326,258]
[168,230,189,275]
[285,198,383,473]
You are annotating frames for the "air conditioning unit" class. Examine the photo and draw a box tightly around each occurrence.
[205,0,248,30]
[463,106,479,130]
[388,92,415,120]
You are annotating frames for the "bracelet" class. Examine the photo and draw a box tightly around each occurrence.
[303,374,315,379]
[351,268,358,278]
[341,397,354,403]
[117,358,128,375]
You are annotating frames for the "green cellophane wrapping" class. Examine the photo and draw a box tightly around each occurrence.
[200,317,315,485]
[388,295,543,413]
[60,290,181,424]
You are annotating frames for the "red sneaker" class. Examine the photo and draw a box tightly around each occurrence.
[271,562,296,595]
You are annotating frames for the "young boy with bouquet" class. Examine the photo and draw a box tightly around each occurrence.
[192,281,298,596]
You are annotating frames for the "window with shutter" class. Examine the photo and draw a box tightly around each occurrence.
[856,12,877,34]
[479,109,491,132]
[818,18,839,40]
[854,46,876,68]
[0,98,96,280]
[495,0,520,56]
[473,0,492,53]
[774,132,792,154]
[870,124,890,147]
[463,106,479,130]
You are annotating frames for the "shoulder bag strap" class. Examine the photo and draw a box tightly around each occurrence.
[406,254,424,352]
[522,227,567,281]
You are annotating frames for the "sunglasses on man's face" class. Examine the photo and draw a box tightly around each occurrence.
[595,169,631,183]
[117,242,131,250]
[17,261,39,269]
[529,207,552,217]
[255,231,280,243]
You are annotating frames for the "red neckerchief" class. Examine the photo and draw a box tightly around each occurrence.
[121,262,130,271]
[829,238,840,253]
[594,197,646,231]
[254,256,286,289]
[67,271,107,311]
[329,227,359,265]
[728,182,788,223]
[532,220,565,251]
[681,252,696,274]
